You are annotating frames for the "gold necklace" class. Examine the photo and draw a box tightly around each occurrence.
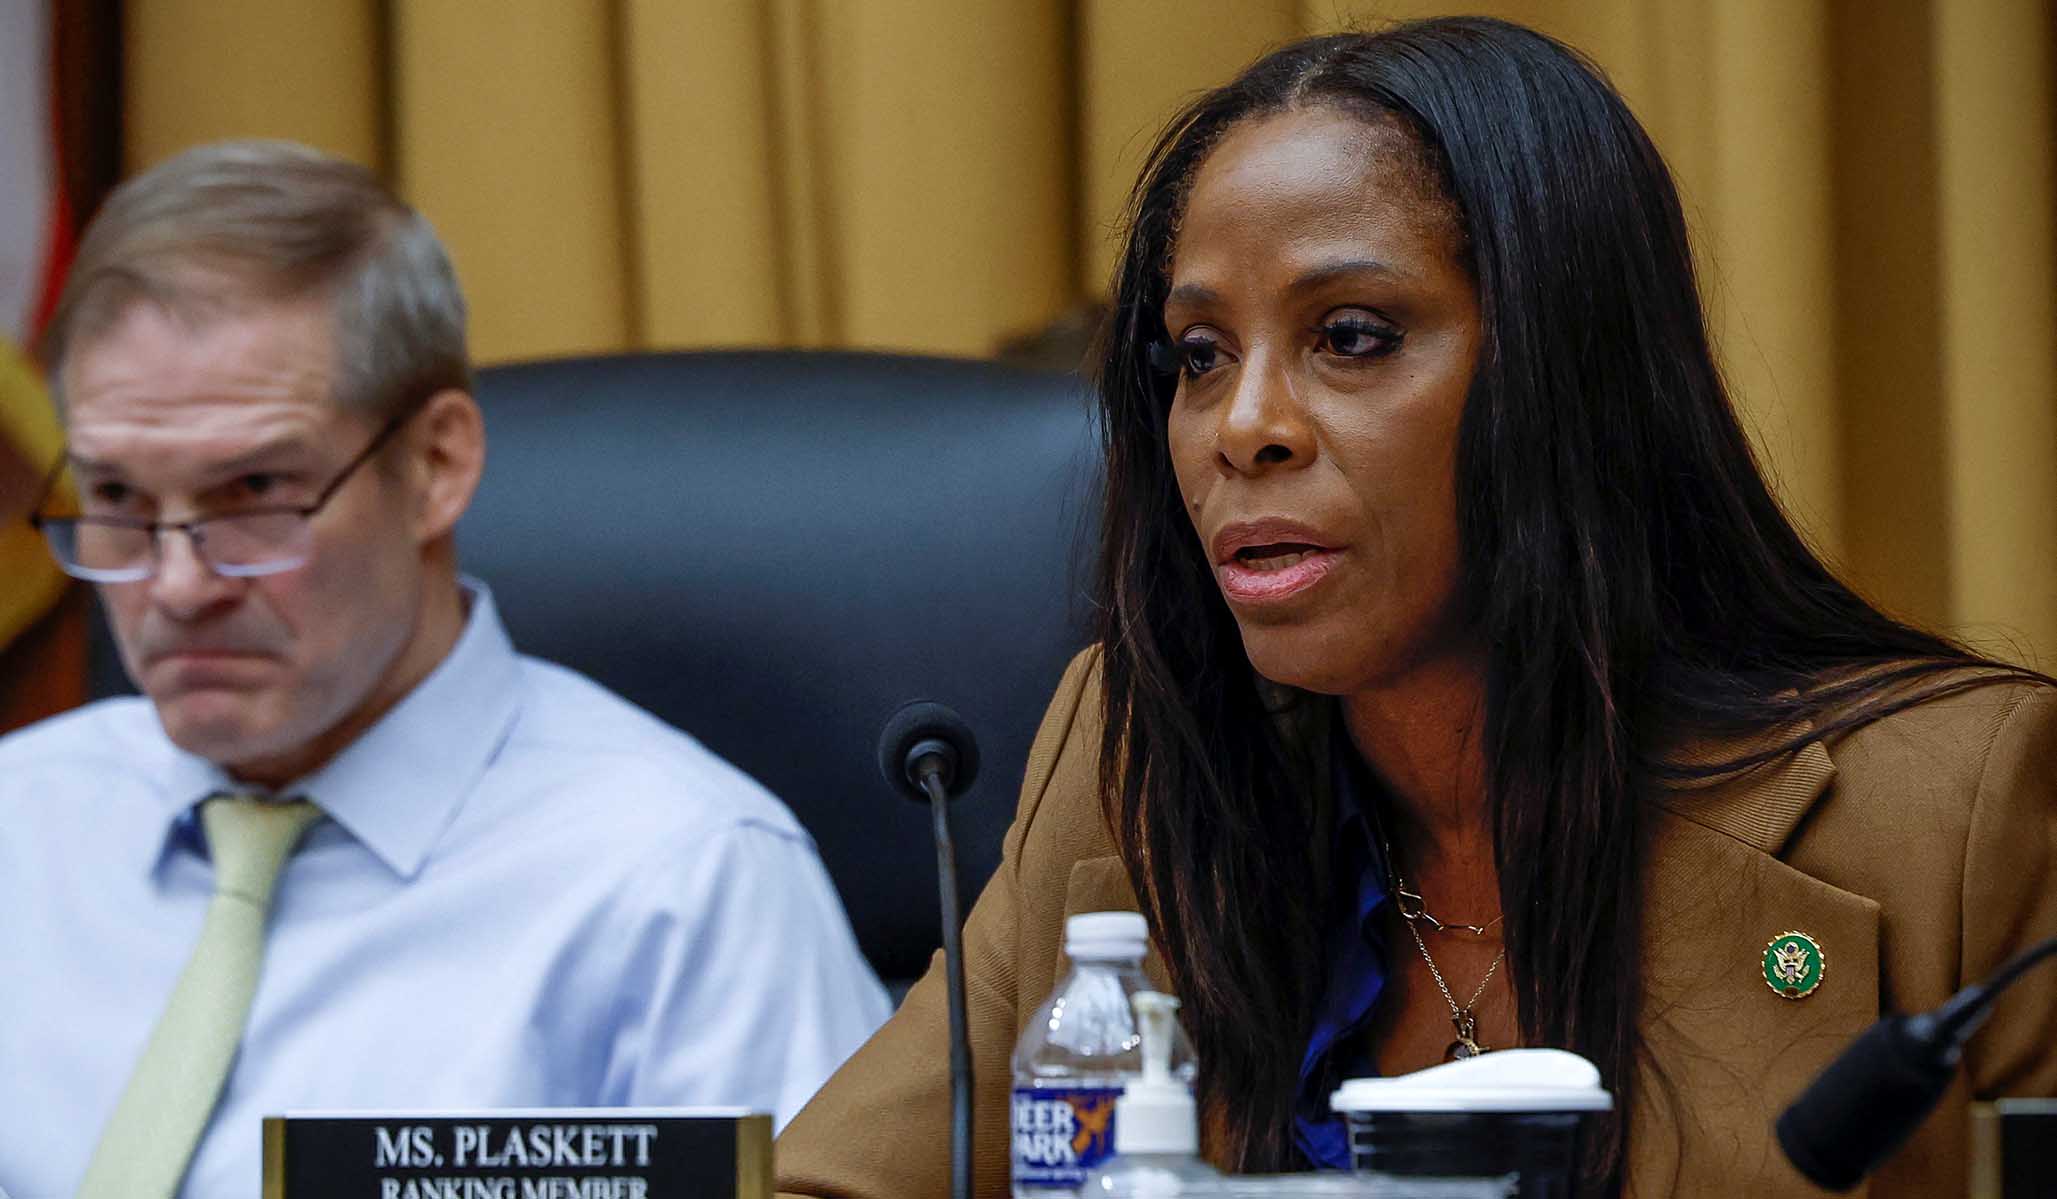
[1402,912,1505,1060]
[1381,834,1506,1061]
[1392,879,1506,938]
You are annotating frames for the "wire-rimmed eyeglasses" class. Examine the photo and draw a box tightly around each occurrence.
[29,408,416,584]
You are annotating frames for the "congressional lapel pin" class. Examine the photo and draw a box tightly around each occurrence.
[1763,930,1826,999]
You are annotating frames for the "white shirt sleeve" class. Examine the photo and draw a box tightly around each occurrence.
[600,819,894,1129]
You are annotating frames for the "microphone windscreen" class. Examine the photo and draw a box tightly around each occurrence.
[1775,1017,1956,1191]
[876,700,982,801]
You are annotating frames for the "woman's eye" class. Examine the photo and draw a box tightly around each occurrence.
[1317,316,1401,359]
[1176,335,1225,377]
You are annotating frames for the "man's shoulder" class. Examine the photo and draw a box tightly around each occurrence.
[490,654,805,842]
[0,699,170,833]
[0,696,162,770]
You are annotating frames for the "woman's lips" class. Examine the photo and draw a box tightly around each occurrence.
[1216,545,1342,604]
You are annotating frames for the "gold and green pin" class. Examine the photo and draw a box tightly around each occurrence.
[1763,931,1826,999]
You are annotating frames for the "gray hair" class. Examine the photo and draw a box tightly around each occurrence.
[44,138,469,420]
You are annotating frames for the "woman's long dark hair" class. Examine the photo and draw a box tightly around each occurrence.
[1092,17,2048,1192]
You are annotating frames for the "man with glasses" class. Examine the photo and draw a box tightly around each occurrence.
[0,140,891,1199]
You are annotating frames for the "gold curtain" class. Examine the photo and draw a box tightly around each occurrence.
[122,0,2057,665]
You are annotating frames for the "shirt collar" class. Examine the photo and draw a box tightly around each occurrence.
[144,578,524,880]
[1292,718,1394,1170]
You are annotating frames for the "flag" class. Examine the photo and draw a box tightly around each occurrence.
[0,0,74,666]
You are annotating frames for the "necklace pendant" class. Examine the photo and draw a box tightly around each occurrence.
[1445,1013,1486,1061]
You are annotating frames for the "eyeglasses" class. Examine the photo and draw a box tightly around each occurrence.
[30,408,416,583]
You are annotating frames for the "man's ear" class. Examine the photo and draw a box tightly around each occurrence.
[409,388,485,543]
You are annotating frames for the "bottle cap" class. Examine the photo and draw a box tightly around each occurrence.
[1065,911,1148,961]
[1113,991,1197,1156]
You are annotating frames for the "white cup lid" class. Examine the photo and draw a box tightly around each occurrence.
[1331,1049,1613,1113]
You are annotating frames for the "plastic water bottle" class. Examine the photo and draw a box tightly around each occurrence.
[1081,991,1222,1196]
[1012,912,1197,1197]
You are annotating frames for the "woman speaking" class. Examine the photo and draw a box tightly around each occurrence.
[775,17,2055,1198]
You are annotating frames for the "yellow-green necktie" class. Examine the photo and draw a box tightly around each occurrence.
[75,795,323,1199]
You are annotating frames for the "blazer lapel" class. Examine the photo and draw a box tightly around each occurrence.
[1633,736,1880,1197]
[1660,724,1839,855]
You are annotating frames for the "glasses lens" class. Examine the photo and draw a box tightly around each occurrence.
[42,519,152,582]
[200,512,312,576]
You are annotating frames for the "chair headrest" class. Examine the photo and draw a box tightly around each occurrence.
[465,350,1102,981]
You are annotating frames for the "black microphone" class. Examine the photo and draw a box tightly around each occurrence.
[1776,935,2057,1190]
[878,701,980,1199]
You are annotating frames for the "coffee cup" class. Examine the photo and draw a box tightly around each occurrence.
[1329,1049,1612,1199]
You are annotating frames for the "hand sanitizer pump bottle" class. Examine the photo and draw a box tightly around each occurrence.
[1081,992,1222,1197]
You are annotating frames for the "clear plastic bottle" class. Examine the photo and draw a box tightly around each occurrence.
[1084,1156,1226,1199]
[1081,991,1222,1197]
[1012,912,1197,1198]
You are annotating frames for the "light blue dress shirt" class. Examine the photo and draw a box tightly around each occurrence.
[0,583,893,1199]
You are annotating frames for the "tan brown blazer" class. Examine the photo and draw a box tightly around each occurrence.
[776,650,2057,1198]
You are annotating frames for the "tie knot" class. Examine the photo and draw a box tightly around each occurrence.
[200,795,322,907]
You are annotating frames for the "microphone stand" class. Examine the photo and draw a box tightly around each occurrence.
[880,702,981,1199]
[915,761,974,1199]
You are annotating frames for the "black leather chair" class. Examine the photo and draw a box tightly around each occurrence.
[461,351,1101,987]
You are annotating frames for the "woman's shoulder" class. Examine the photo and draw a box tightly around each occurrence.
[1006,646,1123,889]
[1661,664,2051,783]
[1651,664,2053,859]
[1786,666,2053,893]
[1018,646,1104,816]
[1818,665,2054,794]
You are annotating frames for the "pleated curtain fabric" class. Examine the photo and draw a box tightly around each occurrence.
[75,796,323,1199]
